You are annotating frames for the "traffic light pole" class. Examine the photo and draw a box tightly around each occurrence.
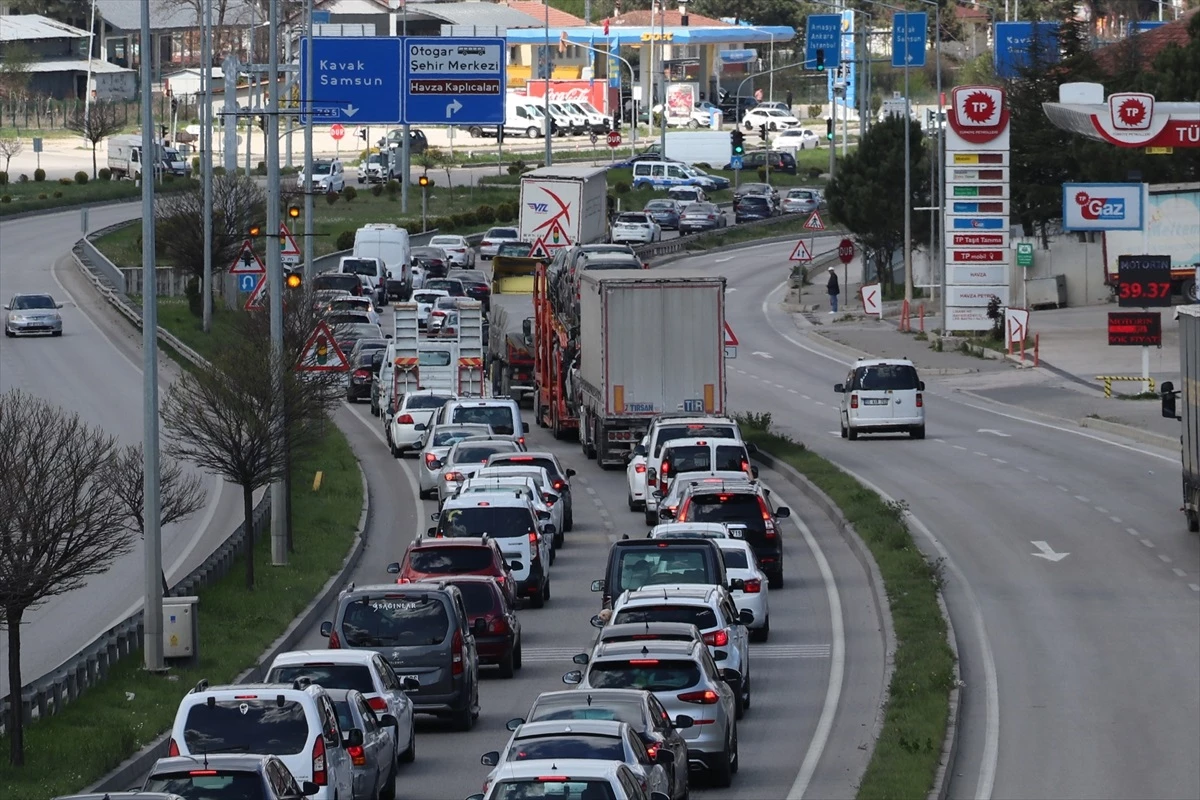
[303,0,315,281]
[267,0,289,566]
[201,0,213,333]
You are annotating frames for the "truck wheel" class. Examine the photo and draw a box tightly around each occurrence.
[1188,510,1199,533]
[526,126,539,139]
[1184,280,1199,303]
[467,126,483,138]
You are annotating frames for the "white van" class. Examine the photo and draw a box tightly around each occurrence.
[504,97,550,139]
[568,101,609,133]
[353,223,412,301]
[834,358,926,440]
[337,255,386,305]
[549,103,586,135]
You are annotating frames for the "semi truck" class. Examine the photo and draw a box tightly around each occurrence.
[573,272,727,467]
[1104,183,1200,300]
[518,166,608,262]
[487,301,535,405]
[1160,305,1200,533]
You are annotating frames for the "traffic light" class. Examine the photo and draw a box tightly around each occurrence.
[256,114,265,131]
[759,124,768,143]
[418,175,430,188]
[826,118,835,141]
[731,129,744,156]
[285,271,303,290]
[816,49,825,72]
[612,110,621,132]
[358,127,367,141]
[248,223,262,238]
[288,205,300,220]
[170,97,178,114]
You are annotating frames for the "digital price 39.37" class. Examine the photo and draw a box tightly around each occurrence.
[1117,254,1173,308]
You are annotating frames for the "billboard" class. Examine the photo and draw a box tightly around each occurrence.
[1061,183,1144,231]
[525,80,610,115]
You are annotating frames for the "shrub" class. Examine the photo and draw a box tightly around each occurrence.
[18,174,28,183]
[808,104,822,119]
[506,159,526,176]
[336,229,355,251]
[0,195,10,203]
[98,167,112,181]
[184,277,203,317]
[255,161,267,175]
[371,183,384,197]
[385,179,400,198]
[613,181,630,194]
[808,167,822,180]
[53,190,63,198]
[75,171,89,184]
[212,166,226,176]
[34,168,45,182]
[475,204,495,225]
[432,216,455,231]
[0,171,7,186]
[404,222,423,235]
[343,184,357,202]
[325,189,339,205]
[495,202,516,223]
[191,156,200,173]
[454,212,477,228]
[757,167,768,182]
[163,174,175,183]
[37,193,47,199]
[694,162,711,170]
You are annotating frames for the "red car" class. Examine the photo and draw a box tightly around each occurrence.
[386,536,516,606]
[442,575,522,678]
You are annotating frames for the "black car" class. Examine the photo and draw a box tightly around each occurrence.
[347,346,386,403]
[591,537,739,610]
[312,271,366,297]
[141,754,318,800]
[675,480,790,589]
[449,269,491,311]
[412,246,450,279]
[725,149,797,175]
[734,195,775,223]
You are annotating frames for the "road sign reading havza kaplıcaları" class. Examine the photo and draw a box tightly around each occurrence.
[404,38,506,126]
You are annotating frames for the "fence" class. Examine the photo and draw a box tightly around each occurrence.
[0,241,272,737]
[1,95,200,132]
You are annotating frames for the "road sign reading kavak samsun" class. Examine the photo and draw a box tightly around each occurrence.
[300,37,404,124]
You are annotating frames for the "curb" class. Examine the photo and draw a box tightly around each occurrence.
[87,462,372,794]
[0,195,141,222]
[750,449,898,783]
[929,590,963,800]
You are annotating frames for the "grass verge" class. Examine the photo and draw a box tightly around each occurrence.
[0,178,198,218]
[734,412,954,800]
[685,213,836,251]
[0,332,362,799]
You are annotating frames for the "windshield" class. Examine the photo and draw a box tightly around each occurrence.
[654,425,737,456]
[487,228,518,238]
[266,663,375,694]
[685,204,717,215]
[182,698,309,755]
[429,237,462,247]
[491,780,616,800]
[853,363,921,390]
[616,549,710,594]
[616,214,648,224]
[491,456,560,480]
[413,291,447,304]
[425,280,463,294]
[11,295,55,310]
[498,243,533,256]
[452,444,515,464]
[406,394,454,410]
[587,659,702,692]
[665,445,747,473]
[645,201,675,211]
[437,506,535,538]
[687,493,763,527]
[614,604,717,629]
[530,697,644,726]
[739,197,769,207]
[432,426,491,446]
[581,259,640,271]
[145,771,266,799]
[408,546,496,574]
[419,350,452,367]
[451,405,516,434]
[313,274,360,292]
[341,323,382,341]
[313,162,333,174]
[509,734,625,761]
[340,595,449,647]
[341,259,378,276]
[447,580,498,615]
[330,299,369,311]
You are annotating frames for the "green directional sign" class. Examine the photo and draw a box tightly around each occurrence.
[1016,242,1034,268]
[953,186,979,197]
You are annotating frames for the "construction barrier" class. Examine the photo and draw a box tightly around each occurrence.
[1095,375,1155,397]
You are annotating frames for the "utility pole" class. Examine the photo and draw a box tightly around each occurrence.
[267,0,288,565]
[401,4,410,214]
[903,51,912,304]
[223,55,238,172]
[202,0,214,332]
[543,0,552,167]
[303,0,315,280]
[139,0,164,673]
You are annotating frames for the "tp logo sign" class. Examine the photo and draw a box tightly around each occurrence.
[948,85,1009,144]
[1109,93,1154,131]
[1074,191,1126,221]
[1061,183,1144,231]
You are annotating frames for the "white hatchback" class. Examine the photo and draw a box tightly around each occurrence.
[712,539,770,642]
[411,288,449,327]
[834,358,926,440]
[626,436,649,511]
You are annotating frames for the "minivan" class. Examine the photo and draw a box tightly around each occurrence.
[433,398,528,440]
[338,256,386,306]
[353,224,412,301]
[631,161,705,190]
[590,537,740,610]
[835,357,926,439]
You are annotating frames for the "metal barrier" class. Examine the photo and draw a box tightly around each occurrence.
[634,212,846,263]
[78,224,128,295]
[1096,375,1155,397]
[0,240,272,737]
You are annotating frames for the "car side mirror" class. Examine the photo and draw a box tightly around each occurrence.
[480,750,500,766]
[430,511,441,520]
[563,670,583,685]
[541,523,557,536]
[919,381,926,391]
[402,676,420,690]
[750,466,759,479]
[652,490,664,500]
[739,608,755,626]
[834,383,845,393]
[590,579,605,593]
[719,667,739,683]
[429,459,442,469]
[343,728,364,748]
[590,614,607,629]
[379,713,398,728]
[729,578,745,591]
[1162,381,1179,419]
[509,560,524,571]
[414,423,427,431]
[776,506,791,518]
[427,526,437,536]
[713,650,728,661]
[386,562,401,574]
[319,621,332,637]
[566,468,576,477]
[506,717,525,731]
[673,714,694,729]
[633,445,646,456]
[301,781,321,796]
[573,652,590,665]
[655,748,676,764]
[523,422,531,433]
[659,508,675,520]
[537,510,551,521]
[56,303,64,309]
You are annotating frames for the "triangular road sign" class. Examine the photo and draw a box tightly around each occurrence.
[789,240,813,262]
[723,321,739,346]
[279,223,301,265]
[244,275,267,311]
[529,237,553,259]
[298,320,350,372]
[803,211,826,231]
[228,239,266,275]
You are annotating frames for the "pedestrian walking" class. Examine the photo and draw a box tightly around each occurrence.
[785,89,794,112]
[827,266,840,313]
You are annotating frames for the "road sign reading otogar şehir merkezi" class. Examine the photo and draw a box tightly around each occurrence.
[404,38,505,126]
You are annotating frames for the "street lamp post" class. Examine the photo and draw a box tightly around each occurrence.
[544,0,553,166]
[658,0,667,156]
[576,41,639,154]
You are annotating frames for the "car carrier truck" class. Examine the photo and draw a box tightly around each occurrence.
[1160,304,1200,533]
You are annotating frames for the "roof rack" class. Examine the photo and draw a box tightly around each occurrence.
[192,679,210,694]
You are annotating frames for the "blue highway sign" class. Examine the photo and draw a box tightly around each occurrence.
[239,274,259,292]
[891,12,927,68]
[993,21,1060,79]
[804,15,842,70]
[300,37,403,124]
[403,37,506,125]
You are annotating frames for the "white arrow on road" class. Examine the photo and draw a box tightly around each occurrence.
[344,104,359,118]
[714,256,735,263]
[1030,541,1069,562]
[753,351,773,359]
[446,99,463,118]
[977,429,1011,437]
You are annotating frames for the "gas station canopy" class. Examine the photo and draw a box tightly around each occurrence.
[504,25,795,47]
[1043,82,1200,148]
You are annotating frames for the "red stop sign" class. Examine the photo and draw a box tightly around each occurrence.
[606,130,622,148]
[838,238,855,264]
[330,123,345,141]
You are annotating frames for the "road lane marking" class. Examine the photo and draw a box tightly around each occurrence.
[1140,539,1156,548]
[1190,584,1200,593]
[1056,485,1070,492]
[1110,516,1123,524]
[974,451,989,458]
[1074,495,1090,503]
[953,444,967,450]
[1094,506,1108,514]
[1158,554,1172,563]
[992,458,1007,465]
[1126,528,1141,537]
[1173,568,1187,577]
[1017,466,1030,473]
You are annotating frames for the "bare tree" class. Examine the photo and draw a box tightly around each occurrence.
[155,174,265,282]
[67,100,125,179]
[0,136,22,173]
[110,444,208,591]
[160,305,343,588]
[0,391,137,766]
[0,43,33,103]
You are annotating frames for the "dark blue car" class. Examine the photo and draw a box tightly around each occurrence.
[643,199,683,230]
[734,195,774,223]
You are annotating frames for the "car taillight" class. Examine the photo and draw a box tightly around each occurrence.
[659,462,671,493]
[635,463,646,474]
[703,629,729,647]
[452,628,464,676]
[528,531,539,561]
[916,393,923,407]
[487,615,510,634]
[424,453,438,468]
[552,479,565,491]
[312,735,327,785]
[646,743,660,760]
[328,630,341,649]
[743,578,762,593]
[542,492,555,504]
[397,413,414,424]
[445,471,464,482]
[168,738,180,757]
[678,689,720,704]
[759,498,778,539]
[347,743,366,766]
[367,696,388,712]
[354,368,370,378]
[850,393,859,409]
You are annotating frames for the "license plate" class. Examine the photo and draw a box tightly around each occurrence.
[401,674,420,685]
[863,398,889,406]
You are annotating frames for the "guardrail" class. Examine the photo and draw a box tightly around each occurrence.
[0,240,272,737]
[634,211,845,262]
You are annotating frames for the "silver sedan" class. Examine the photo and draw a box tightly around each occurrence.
[4,293,63,337]
[415,423,495,498]
[326,688,398,800]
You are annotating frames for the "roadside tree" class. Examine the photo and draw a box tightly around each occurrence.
[0,43,33,102]
[155,174,265,288]
[0,391,137,766]
[0,136,23,173]
[67,100,125,179]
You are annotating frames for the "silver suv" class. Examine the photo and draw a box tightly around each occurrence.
[319,581,482,731]
[563,639,739,788]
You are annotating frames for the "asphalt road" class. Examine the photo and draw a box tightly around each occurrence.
[0,205,245,696]
[272,292,889,800]
[655,239,1200,800]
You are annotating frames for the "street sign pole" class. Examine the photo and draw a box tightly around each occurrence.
[267,0,289,565]
[303,0,315,281]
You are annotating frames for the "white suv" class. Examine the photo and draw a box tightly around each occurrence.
[167,679,356,799]
[641,416,743,525]
[834,357,926,440]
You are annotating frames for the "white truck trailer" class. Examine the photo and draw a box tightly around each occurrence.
[1161,305,1200,533]
[518,166,608,261]
[572,271,727,467]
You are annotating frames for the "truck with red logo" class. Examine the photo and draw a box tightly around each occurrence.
[518,166,609,262]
